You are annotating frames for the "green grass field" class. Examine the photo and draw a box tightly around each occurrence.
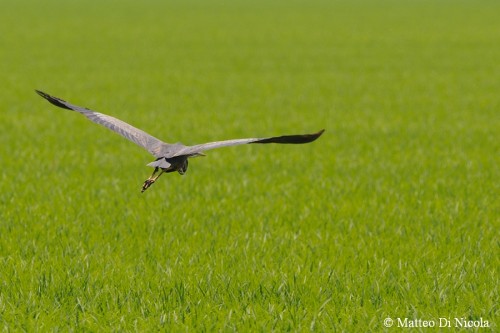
[1,0,498,331]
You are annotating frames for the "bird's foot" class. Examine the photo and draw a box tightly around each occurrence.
[141,179,155,193]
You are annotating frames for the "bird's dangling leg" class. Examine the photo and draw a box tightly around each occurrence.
[141,167,165,193]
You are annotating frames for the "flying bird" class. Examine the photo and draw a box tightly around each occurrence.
[35,90,324,192]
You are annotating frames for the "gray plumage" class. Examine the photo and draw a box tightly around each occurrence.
[36,90,324,192]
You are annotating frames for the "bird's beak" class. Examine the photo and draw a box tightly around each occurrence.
[193,153,206,157]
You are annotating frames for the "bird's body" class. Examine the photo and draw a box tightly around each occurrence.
[36,90,324,192]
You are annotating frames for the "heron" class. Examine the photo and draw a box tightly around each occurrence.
[35,90,324,192]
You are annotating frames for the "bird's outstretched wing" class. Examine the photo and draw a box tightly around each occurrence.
[36,90,167,157]
[173,129,324,157]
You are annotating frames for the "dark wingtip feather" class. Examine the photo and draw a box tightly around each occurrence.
[314,129,325,139]
[293,129,325,143]
[35,90,73,110]
[254,129,325,144]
